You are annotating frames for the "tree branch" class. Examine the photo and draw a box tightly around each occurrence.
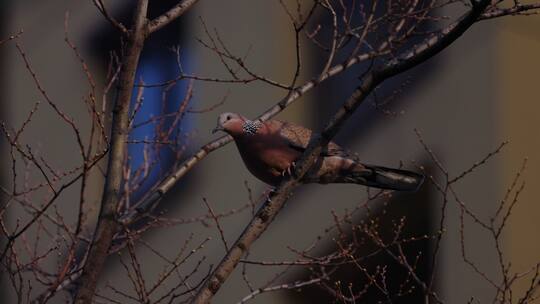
[147,0,200,34]
[92,0,128,33]
[0,30,23,46]
[72,1,149,303]
[480,3,540,20]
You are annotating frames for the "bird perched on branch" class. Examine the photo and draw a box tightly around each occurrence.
[212,112,424,191]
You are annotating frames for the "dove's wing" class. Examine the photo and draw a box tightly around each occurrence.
[276,121,347,157]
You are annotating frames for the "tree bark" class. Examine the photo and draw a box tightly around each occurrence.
[73,1,149,303]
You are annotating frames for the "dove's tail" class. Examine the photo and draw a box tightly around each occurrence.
[346,164,425,192]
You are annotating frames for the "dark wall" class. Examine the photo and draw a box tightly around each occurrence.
[0,1,9,302]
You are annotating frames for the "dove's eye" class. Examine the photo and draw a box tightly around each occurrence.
[226,115,231,121]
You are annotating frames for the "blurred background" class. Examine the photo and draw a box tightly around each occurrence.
[1,0,539,303]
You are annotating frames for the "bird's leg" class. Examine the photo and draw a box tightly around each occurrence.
[281,161,296,177]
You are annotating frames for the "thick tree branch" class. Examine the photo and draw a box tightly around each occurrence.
[189,60,381,304]
[72,1,149,303]
[190,0,491,303]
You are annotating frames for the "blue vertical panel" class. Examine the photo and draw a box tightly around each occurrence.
[128,49,194,201]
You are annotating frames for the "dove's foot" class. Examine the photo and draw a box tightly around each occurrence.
[280,161,296,177]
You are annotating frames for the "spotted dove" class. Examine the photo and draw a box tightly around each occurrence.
[213,112,424,191]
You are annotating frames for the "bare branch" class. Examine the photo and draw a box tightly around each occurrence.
[147,0,201,34]
[92,0,128,33]
[0,30,23,46]
[236,277,323,304]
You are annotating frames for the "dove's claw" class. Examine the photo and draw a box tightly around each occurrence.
[281,162,297,177]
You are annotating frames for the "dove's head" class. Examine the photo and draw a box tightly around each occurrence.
[212,112,245,136]
[213,112,262,137]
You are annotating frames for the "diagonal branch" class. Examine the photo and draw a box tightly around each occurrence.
[190,0,491,303]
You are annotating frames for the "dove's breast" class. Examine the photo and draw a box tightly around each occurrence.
[233,133,301,186]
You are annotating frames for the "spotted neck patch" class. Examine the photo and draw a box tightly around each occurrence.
[242,120,261,135]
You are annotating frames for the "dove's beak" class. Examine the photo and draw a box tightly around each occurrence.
[212,126,224,134]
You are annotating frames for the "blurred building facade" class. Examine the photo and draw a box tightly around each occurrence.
[1,1,539,303]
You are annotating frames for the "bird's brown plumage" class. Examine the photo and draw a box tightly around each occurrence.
[214,112,424,191]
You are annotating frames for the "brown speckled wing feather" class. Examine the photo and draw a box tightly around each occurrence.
[275,121,347,157]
